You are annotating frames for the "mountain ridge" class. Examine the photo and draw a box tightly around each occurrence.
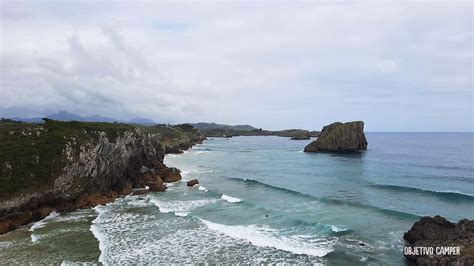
[8,111,158,125]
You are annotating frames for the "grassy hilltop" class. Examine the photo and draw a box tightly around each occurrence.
[0,118,202,201]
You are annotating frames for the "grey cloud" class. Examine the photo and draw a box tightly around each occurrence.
[0,1,472,131]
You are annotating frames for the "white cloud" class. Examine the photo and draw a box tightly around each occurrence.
[0,1,472,131]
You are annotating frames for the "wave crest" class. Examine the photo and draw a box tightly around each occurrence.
[221,194,242,203]
[30,211,60,232]
[370,184,474,201]
[199,219,333,257]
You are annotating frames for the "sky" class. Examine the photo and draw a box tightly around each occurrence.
[0,1,473,131]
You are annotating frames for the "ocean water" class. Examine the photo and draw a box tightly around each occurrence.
[1,133,473,264]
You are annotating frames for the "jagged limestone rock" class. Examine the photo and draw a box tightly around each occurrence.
[0,119,205,234]
[304,121,367,152]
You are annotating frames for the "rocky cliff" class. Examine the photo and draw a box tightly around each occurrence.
[404,216,474,265]
[304,121,367,152]
[0,119,205,234]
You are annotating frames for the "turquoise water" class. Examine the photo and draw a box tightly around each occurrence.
[1,133,473,264]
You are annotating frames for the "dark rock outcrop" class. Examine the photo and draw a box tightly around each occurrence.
[159,167,182,183]
[304,121,367,152]
[404,216,474,265]
[187,179,199,187]
[144,173,166,192]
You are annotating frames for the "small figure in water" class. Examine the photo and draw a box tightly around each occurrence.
[265,214,269,217]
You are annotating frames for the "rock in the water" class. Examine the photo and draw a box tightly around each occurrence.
[403,215,474,265]
[159,167,182,182]
[304,121,367,152]
[144,173,166,192]
[186,179,199,187]
[147,182,166,192]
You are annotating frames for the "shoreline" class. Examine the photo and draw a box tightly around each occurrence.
[1,126,473,265]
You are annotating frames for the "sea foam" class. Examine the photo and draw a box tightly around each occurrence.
[149,197,217,216]
[90,205,109,264]
[174,212,189,217]
[221,194,242,203]
[331,225,348,232]
[30,211,60,232]
[199,219,333,257]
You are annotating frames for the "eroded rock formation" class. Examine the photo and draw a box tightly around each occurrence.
[304,121,367,152]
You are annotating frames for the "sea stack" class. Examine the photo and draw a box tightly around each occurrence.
[304,121,367,152]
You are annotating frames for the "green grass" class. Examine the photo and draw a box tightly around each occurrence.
[0,119,133,200]
[0,119,203,201]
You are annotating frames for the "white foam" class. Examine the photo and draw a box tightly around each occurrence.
[89,202,123,264]
[331,225,348,232]
[90,222,106,263]
[159,207,173,213]
[127,199,152,208]
[83,196,326,264]
[30,233,39,243]
[200,219,333,257]
[198,186,208,192]
[174,212,189,217]
[221,194,242,203]
[149,197,217,215]
[30,211,60,231]
[181,169,214,175]
[55,210,94,223]
[90,201,118,264]
[93,204,107,215]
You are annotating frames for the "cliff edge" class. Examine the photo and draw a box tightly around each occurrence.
[0,119,204,234]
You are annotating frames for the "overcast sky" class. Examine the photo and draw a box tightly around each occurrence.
[1,1,472,131]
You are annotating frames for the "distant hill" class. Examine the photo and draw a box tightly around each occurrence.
[4,113,321,138]
[8,111,158,125]
[47,111,118,123]
[190,122,258,131]
[188,123,320,139]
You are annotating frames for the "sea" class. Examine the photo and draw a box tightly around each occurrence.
[1,133,473,265]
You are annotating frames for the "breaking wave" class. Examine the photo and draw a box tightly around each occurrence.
[221,194,242,203]
[199,219,333,257]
